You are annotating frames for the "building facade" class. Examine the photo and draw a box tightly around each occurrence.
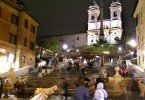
[43,33,87,51]
[0,0,39,74]
[87,0,122,45]
[133,0,145,68]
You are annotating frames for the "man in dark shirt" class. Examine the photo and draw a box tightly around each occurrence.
[74,76,90,100]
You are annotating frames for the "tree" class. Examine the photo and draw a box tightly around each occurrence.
[85,39,118,67]
[36,39,48,58]
[45,40,60,53]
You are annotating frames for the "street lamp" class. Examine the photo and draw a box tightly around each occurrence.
[128,39,137,47]
[118,47,122,52]
[63,44,68,50]
[126,39,137,49]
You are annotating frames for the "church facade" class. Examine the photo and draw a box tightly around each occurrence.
[43,0,123,52]
[87,0,122,45]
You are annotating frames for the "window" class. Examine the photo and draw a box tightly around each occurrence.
[113,11,117,17]
[0,7,1,17]
[30,41,34,51]
[91,15,95,20]
[24,19,28,29]
[24,38,27,47]
[22,55,26,63]
[91,39,93,42]
[9,33,17,45]
[29,58,32,64]
[11,14,19,25]
[31,24,36,34]
[77,36,79,40]
[139,56,140,65]
[136,15,138,26]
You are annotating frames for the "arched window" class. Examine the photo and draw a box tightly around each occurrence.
[91,39,93,42]
[91,15,95,20]
[113,11,117,17]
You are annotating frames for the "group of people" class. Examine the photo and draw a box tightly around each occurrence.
[74,75,108,100]
[0,77,29,98]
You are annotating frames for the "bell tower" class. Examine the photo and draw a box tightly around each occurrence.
[109,0,122,44]
[87,0,100,45]
[110,0,122,20]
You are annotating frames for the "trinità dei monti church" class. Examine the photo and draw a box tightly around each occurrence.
[44,0,123,49]
[87,0,122,45]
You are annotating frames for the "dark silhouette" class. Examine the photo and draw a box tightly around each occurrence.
[63,80,69,100]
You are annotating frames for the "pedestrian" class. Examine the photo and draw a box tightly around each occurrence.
[93,82,108,100]
[74,76,90,100]
[138,80,145,100]
[13,80,21,94]
[63,80,69,100]
[0,77,3,97]
[3,80,12,97]
[95,74,105,88]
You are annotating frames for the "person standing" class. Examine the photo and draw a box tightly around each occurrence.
[63,79,69,100]
[74,76,90,100]
[93,82,108,100]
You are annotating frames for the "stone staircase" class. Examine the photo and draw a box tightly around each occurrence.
[21,67,99,98]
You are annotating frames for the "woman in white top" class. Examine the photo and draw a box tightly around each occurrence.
[93,82,108,100]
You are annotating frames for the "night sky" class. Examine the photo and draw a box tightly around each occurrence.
[20,0,138,37]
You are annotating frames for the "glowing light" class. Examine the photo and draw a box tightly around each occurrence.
[76,49,79,52]
[127,39,137,47]
[103,51,109,54]
[118,47,122,51]
[67,49,70,52]
[63,44,68,50]
[8,53,14,63]
[130,51,134,55]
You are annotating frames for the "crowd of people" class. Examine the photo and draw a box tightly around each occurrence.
[0,77,31,99]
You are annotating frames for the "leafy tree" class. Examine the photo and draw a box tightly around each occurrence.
[45,40,60,53]
[36,39,48,58]
[84,39,118,67]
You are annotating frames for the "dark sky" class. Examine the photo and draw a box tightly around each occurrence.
[20,0,137,37]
